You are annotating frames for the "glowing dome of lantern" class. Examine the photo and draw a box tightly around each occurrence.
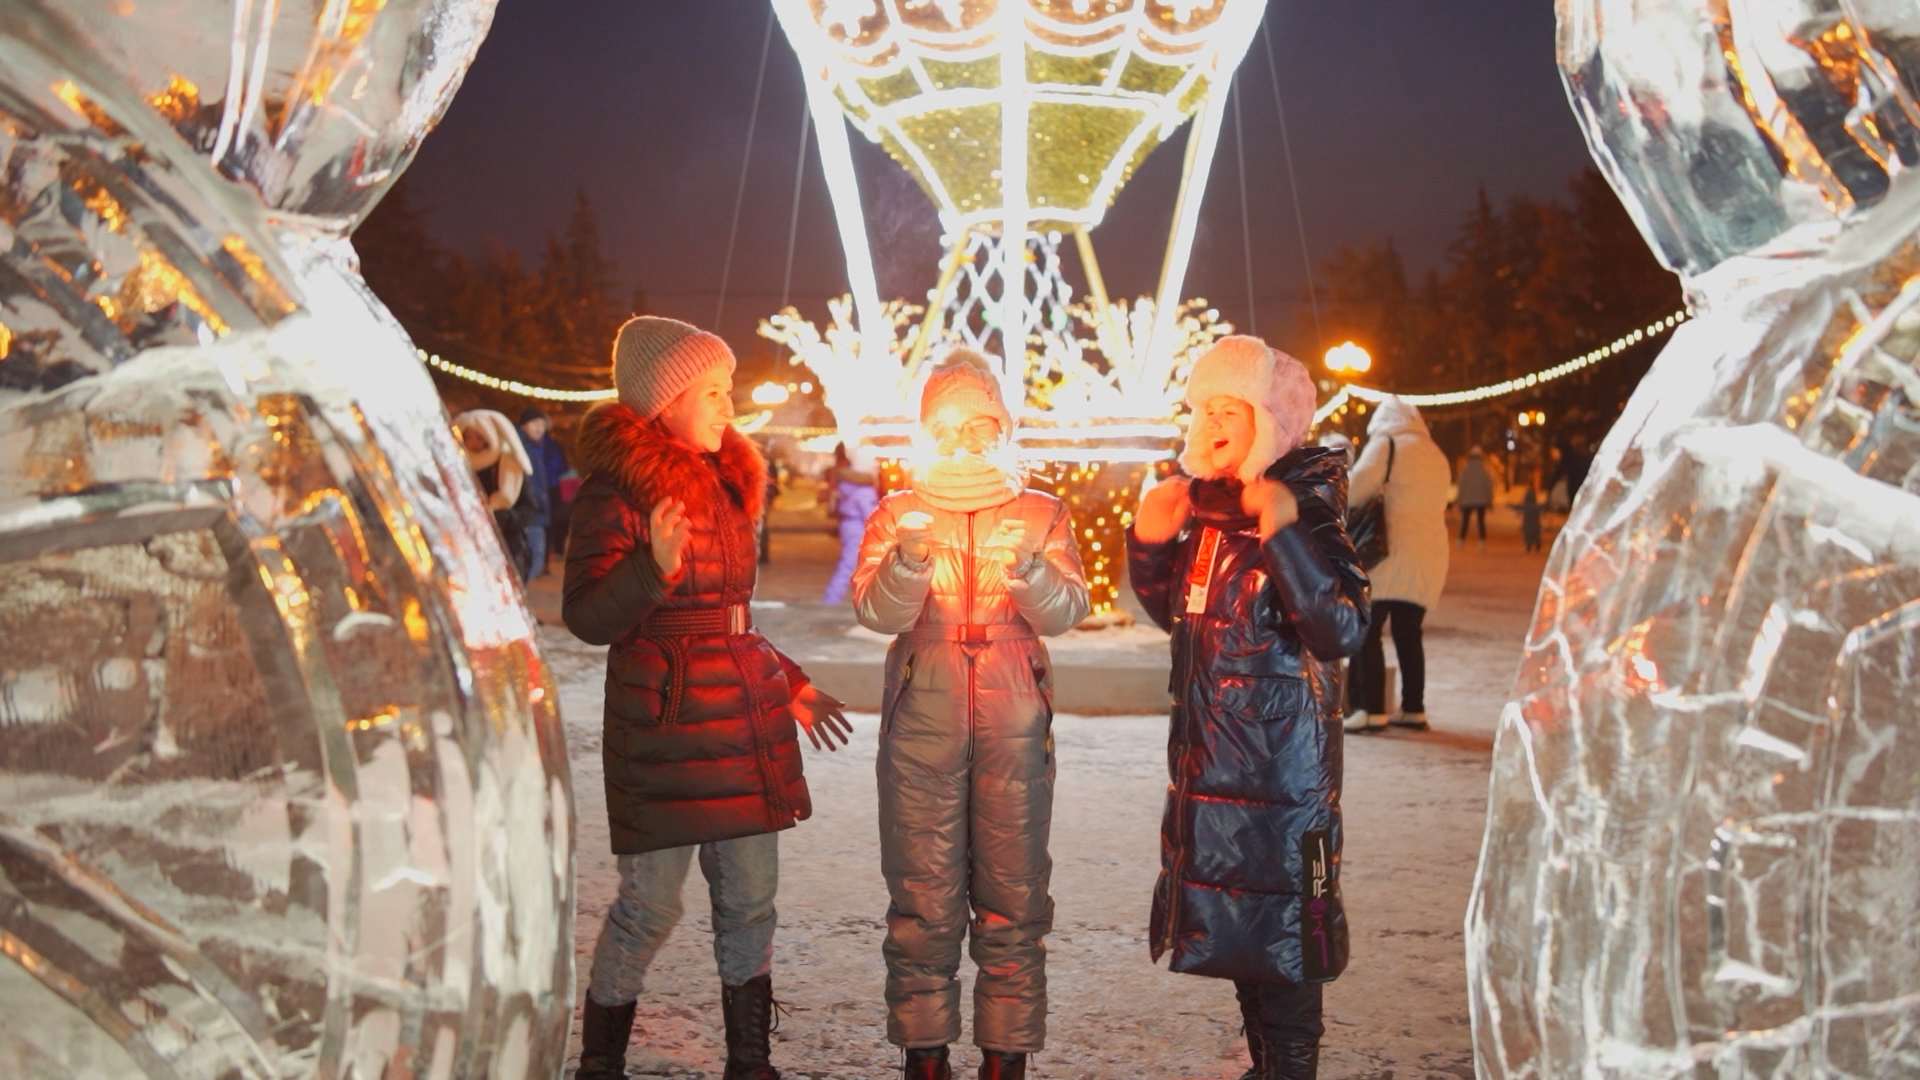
[778,0,1267,232]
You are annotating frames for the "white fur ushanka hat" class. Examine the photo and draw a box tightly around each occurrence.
[1179,335,1318,484]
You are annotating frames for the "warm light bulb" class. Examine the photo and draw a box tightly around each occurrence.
[752,382,792,406]
[1324,341,1371,375]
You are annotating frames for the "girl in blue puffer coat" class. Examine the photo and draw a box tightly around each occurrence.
[1127,338,1371,1080]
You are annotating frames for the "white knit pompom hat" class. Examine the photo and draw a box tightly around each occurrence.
[1180,335,1317,484]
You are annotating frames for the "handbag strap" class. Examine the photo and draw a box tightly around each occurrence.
[1382,435,1397,486]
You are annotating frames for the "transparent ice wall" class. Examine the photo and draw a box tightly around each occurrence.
[1467,1,1920,1076]
[0,2,575,1077]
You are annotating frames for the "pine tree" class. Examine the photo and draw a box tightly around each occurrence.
[354,175,447,340]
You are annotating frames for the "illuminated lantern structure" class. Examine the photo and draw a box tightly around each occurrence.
[766,0,1264,618]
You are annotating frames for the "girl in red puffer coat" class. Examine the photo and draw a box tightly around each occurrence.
[564,317,852,1080]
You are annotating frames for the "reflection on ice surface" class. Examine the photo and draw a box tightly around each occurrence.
[0,2,573,1077]
[1470,2,1920,1076]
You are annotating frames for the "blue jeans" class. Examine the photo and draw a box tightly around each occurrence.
[525,523,548,579]
[586,832,779,1005]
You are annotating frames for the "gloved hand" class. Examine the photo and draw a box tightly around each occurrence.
[791,683,853,750]
[897,510,935,565]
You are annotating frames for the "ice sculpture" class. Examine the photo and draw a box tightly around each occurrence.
[1466,2,1920,1076]
[0,2,574,1078]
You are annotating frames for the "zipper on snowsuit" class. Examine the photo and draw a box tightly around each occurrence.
[964,510,978,763]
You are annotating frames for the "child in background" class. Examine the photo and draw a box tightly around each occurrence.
[1513,486,1544,552]
[822,442,879,604]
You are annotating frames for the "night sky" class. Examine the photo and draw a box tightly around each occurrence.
[402,0,1597,366]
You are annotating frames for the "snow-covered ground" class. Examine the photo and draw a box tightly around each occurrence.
[540,499,1555,1079]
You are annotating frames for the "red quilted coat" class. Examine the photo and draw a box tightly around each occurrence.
[562,402,812,854]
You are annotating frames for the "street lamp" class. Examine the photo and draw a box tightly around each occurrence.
[752,382,791,407]
[1324,341,1372,376]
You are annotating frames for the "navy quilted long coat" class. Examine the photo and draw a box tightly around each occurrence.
[1126,446,1370,984]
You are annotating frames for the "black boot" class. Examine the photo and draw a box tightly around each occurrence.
[903,1045,951,1080]
[1238,979,1321,1080]
[576,999,636,1080]
[1234,982,1267,1080]
[721,975,781,1080]
[1262,1040,1318,1080]
[978,1050,1027,1080]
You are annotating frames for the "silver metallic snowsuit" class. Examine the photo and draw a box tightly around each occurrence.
[851,487,1090,1053]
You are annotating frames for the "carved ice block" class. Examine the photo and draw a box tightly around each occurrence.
[0,3,574,1077]
[1468,2,1920,1075]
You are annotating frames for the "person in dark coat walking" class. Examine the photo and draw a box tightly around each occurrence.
[519,405,570,568]
[564,317,853,1080]
[1455,446,1495,550]
[1546,433,1594,504]
[1128,337,1370,1079]
[513,408,553,579]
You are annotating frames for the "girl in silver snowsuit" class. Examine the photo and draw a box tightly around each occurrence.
[851,350,1090,1080]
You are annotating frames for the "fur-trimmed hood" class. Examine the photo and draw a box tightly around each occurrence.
[574,401,769,523]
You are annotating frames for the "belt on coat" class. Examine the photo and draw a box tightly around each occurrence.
[906,622,1036,645]
[635,603,752,637]
[629,603,755,725]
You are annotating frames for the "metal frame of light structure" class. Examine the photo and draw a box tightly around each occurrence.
[798,79,893,364]
[1143,80,1235,392]
[773,0,1267,380]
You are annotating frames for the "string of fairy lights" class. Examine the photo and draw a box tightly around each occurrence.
[423,307,1692,424]
[421,350,617,402]
[1311,308,1692,425]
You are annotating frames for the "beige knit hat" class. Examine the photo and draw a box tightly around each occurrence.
[612,316,736,419]
[918,348,1012,433]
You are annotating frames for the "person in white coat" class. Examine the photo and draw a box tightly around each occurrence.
[456,408,538,582]
[1343,396,1450,732]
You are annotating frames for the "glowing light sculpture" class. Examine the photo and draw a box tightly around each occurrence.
[770,0,1266,424]
[770,1,1264,620]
